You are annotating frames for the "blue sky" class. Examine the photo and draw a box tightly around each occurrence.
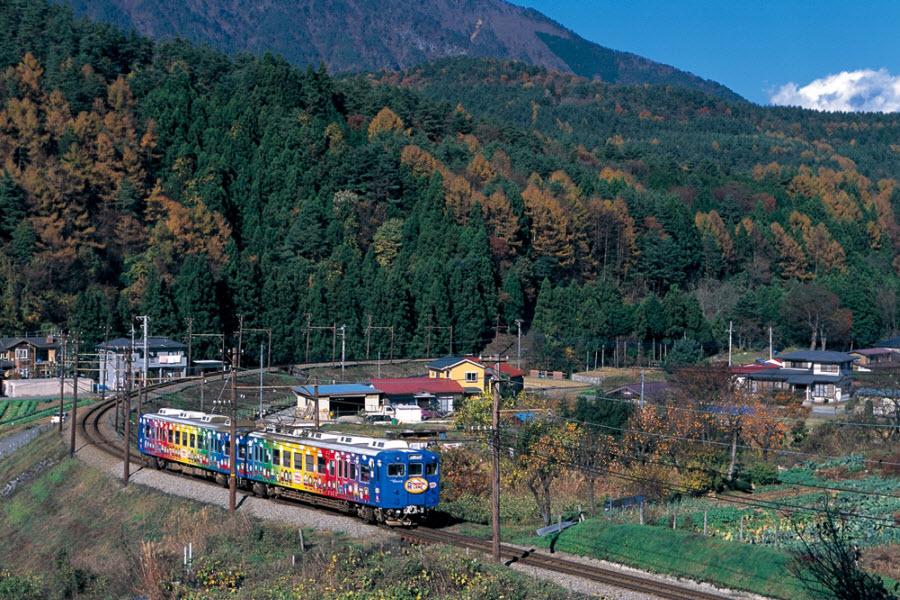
[511,1,900,109]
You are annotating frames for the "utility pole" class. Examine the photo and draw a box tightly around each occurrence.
[258,343,264,419]
[229,348,237,512]
[186,317,193,377]
[640,369,645,409]
[100,323,109,402]
[138,315,149,420]
[57,333,67,434]
[123,349,132,485]
[69,335,79,457]
[365,314,372,359]
[768,326,773,361]
[237,315,244,370]
[340,324,346,380]
[313,381,320,429]
[515,319,523,370]
[728,320,733,367]
[331,323,337,366]
[305,314,312,363]
[490,356,502,564]
[200,374,205,412]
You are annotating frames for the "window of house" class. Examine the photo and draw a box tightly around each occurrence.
[15,348,28,360]
[817,364,839,374]
[465,372,478,383]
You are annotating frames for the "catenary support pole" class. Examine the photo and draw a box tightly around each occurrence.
[123,349,132,485]
[58,333,67,433]
[229,348,237,512]
[69,336,79,457]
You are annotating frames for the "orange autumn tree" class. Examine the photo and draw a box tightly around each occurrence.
[521,174,575,270]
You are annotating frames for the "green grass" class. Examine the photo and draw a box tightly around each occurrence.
[0,399,93,429]
[526,519,812,599]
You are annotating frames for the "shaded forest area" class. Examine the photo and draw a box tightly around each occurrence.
[0,1,898,367]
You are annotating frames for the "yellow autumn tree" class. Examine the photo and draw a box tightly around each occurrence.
[367,106,405,139]
[695,209,734,263]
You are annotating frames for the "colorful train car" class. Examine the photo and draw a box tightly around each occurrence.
[138,409,440,524]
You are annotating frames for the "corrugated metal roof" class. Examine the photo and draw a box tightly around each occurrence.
[370,377,464,395]
[293,384,378,397]
[97,337,186,350]
[776,350,855,363]
[426,356,482,370]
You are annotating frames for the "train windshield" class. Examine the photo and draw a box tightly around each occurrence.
[387,463,405,477]
[408,463,423,476]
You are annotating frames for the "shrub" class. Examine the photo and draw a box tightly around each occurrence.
[747,462,780,485]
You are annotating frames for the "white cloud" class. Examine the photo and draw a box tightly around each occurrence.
[769,68,900,112]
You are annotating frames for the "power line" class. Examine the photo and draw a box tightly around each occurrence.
[536,411,900,468]
[492,430,900,529]
[491,425,899,500]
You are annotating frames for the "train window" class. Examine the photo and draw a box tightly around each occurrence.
[408,463,423,476]
[328,460,335,476]
[317,455,326,473]
[349,463,357,480]
[144,424,151,438]
[360,465,372,483]
[425,463,437,476]
[337,460,343,478]
[238,445,246,459]
[387,463,405,477]
[175,431,181,445]
[190,433,196,448]
[273,449,280,466]
[306,454,314,473]
[167,430,173,443]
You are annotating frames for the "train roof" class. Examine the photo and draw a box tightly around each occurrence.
[142,409,254,431]
[248,429,435,459]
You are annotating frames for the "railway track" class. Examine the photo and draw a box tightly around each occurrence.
[398,527,733,600]
[78,377,737,600]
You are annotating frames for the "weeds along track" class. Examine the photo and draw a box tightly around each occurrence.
[78,375,735,600]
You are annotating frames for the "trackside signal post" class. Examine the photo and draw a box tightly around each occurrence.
[487,355,508,563]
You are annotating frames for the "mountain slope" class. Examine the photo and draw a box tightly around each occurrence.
[57,0,742,101]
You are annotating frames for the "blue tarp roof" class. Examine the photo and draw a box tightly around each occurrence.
[293,384,378,397]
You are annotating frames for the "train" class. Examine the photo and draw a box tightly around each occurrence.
[137,408,440,525]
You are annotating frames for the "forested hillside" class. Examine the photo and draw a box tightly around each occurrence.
[56,0,740,101]
[0,1,898,368]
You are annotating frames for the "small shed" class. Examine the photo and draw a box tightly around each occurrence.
[293,384,382,419]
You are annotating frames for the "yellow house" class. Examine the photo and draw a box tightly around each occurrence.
[426,357,488,393]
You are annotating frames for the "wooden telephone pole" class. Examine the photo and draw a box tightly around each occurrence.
[487,355,509,563]
[229,348,238,512]
[68,335,79,457]
[123,349,133,485]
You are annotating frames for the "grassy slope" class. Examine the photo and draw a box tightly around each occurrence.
[528,519,810,599]
[0,432,581,599]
